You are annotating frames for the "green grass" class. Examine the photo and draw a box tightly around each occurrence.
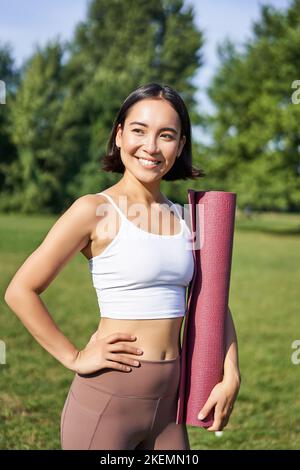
[1,210,300,449]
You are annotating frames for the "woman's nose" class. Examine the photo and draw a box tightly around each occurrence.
[142,136,160,154]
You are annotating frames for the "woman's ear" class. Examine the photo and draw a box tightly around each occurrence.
[115,123,123,148]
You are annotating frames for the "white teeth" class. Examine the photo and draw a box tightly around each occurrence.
[139,158,160,167]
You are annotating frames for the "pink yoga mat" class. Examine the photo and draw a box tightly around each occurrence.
[176,189,237,428]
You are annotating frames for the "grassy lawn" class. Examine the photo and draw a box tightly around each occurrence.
[0,210,300,449]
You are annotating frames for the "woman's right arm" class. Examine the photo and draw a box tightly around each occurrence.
[4,195,143,374]
[4,195,97,371]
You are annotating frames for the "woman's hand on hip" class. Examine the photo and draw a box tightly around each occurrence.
[69,332,144,375]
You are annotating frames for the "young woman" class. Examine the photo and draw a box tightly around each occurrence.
[4,83,241,450]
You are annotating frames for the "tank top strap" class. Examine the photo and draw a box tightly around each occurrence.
[167,199,183,220]
[98,192,183,225]
[168,199,192,237]
[96,192,127,221]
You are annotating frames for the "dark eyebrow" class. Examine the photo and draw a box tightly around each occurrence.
[129,121,178,135]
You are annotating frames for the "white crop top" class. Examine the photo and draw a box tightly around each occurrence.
[88,191,195,320]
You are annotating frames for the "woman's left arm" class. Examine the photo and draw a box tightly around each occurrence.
[197,307,241,431]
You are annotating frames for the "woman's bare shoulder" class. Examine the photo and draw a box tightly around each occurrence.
[71,193,111,217]
[4,194,112,296]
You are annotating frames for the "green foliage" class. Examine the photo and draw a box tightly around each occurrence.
[62,0,204,201]
[2,0,299,212]
[6,41,69,213]
[0,42,19,198]
[205,0,300,211]
[1,0,204,213]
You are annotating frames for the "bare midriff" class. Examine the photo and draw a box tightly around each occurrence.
[95,316,184,361]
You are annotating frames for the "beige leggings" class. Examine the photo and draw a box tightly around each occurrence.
[60,355,190,450]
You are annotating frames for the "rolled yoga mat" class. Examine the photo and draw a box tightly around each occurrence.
[176,190,237,428]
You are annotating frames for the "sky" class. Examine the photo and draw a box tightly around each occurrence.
[0,0,292,139]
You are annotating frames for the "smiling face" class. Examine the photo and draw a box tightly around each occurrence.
[115,98,186,182]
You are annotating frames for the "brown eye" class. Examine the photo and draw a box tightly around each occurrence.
[132,129,173,139]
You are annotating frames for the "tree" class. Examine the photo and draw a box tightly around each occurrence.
[206,0,300,211]
[60,0,204,202]
[1,0,205,212]
[0,42,19,201]
[6,40,68,212]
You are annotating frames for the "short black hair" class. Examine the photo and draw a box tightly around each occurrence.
[101,82,205,180]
